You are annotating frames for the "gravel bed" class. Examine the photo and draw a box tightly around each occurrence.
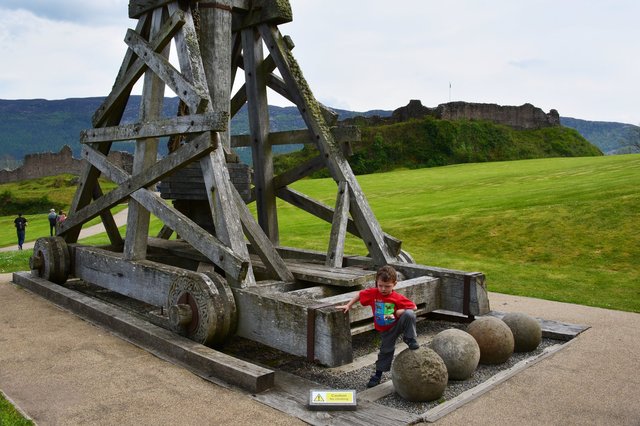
[63,281,566,416]
[225,318,564,416]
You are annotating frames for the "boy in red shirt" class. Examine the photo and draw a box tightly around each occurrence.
[338,265,419,387]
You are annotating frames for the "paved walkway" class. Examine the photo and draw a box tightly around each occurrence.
[1,209,129,252]
[1,274,638,425]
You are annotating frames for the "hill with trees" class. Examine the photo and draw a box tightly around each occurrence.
[0,97,636,172]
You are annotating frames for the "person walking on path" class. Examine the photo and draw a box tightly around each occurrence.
[47,209,58,236]
[14,213,28,250]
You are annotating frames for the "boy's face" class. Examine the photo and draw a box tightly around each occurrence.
[376,278,396,296]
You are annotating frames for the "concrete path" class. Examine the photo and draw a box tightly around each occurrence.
[1,209,129,252]
[1,274,639,425]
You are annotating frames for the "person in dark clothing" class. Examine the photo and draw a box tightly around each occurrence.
[47,208,58,236]
[14,213,28,250]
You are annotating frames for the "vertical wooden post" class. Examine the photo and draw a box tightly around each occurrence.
[326,181,349,267]
[124,7,167,261]
[242,27,279,243]
[199,0,233,150]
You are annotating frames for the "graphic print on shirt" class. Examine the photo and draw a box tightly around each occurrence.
[374,301,396,327]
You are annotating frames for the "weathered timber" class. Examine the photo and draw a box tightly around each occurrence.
[326,181,350,267]
[61,132,215,235]
[232,284,353,366]
[232,189,294,282]
[390,262,490,316]
[199,0,233,150]
[250,255,375,287]
[129,0,251,19]
[259,24,395,265]
[73,245,196,307]
[232,0,292,30]
[93,10,184,127]
[276,187,402,256]
[242,26,279,242]
[12,271,274,394]
[80,112,227,144]
[125,29,209,113]
[123,8,168,261]
[272,156,325,191]
[91,184,124,246]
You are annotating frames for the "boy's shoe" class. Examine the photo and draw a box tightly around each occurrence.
[366,374,381,388]
[404,338,419,350]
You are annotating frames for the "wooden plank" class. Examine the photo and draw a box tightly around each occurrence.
[61,132,215,234]
[80,112,227,144]
[91,184,124,246]
[259,24,395,266]
[129,0,250,19]
[232,188,294,282]
[326,181,350,267]
[12,271,274,394]
[125,28,209,113]
[272,155,325,191]
[198,0,233,150]
[250,256,376,287]
[232,287,353,366]
[242,27,279,242]
[252,371,416,425]
[124,7,166,262]
[131,187,249,282]
[93,10,185,127]
[390,262,490,316]
[276,187,402,256]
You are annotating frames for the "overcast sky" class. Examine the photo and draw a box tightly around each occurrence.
[0,1,638,124]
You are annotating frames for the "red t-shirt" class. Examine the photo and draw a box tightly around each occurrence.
[359,287,417,332]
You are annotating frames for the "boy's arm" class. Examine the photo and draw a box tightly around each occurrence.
[336,293,360,314]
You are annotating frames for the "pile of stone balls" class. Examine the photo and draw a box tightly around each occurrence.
[391,312,542,402]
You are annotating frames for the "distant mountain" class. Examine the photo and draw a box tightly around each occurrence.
[560,117,640,154]
[0,97,636,170]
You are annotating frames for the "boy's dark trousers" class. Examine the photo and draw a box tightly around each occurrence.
[376,309,417,371]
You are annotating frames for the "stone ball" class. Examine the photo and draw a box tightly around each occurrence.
[502,312,542,352]
[391,347,448,402]
[467,317,514,364]
[430,329,480,380]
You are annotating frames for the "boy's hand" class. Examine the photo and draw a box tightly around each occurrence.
[336,304,350,314]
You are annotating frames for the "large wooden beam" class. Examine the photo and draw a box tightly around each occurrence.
[93,10,184,127]
[125,29,209,113]
[124,8,166,261]
[80,112,227,144]
[242,27,278,242]
[60,132,216,235]
[259,24,395,266]
[129,0,251,19]
[276,187,402,257]
[326,181,350,267]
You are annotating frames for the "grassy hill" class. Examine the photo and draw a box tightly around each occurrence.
[2,154,638,313]
[276,116,602,176]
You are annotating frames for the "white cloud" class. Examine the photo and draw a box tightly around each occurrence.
[0,0,638,124]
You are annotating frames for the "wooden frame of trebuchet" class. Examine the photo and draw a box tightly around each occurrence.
[29,0,490,367]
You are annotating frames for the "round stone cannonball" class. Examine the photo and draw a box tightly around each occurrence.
[467,317,514,364]
[430,329,480,380]
[391,347,448,402]
[502,312,542,352]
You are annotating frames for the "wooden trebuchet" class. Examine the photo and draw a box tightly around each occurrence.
[26,0,491,367]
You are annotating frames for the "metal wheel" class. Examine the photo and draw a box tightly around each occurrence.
[30,237,70,284]
[167,273,230,346]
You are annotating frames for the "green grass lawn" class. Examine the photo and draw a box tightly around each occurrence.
[1,154,638,312]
